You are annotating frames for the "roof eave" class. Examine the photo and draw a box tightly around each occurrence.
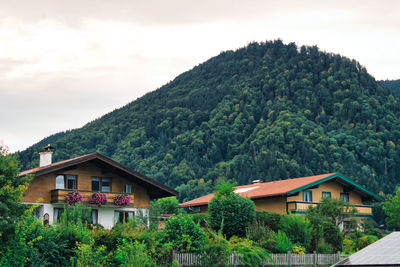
[286,172,383,202]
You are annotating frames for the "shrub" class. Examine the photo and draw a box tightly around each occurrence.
[256,211,281,232]
[163,215,206,253]
[316,239,333,254]
[291,245,305,254]
[229,236,270,267]
[274,230,294,253]
[65,191,84,206]
[200,231,231,266]
[209,182,256,238]
[154,196,181,215]
[280,214,312,251]
[114,194,131,207]
[89,192,108,206]
[342,238,355,254]
[72,241,109,267]
[246,221,268,243]
[113,239,156,267]
[190,213,210,227]
[357,235,378,250]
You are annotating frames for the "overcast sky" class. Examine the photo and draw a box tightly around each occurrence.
[1,0,399,153]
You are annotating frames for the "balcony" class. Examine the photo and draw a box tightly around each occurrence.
[51,189,134,207]
[287,201,372,216]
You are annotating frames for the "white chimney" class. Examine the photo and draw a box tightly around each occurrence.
[39,144,53,167]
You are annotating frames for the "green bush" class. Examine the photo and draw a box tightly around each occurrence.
[342,238,355,254]
[357,235,378,250]
[273,230,294,253]
[113,239,156,267]
[163,215,206,253]
[280,214,312,251]
[246,221,268,243]
[209,183,256,238]
[190,213,210,227]
[256,211,281,232]
[316,239,333,254]
[200,231,231,267]
[229,236,270,267]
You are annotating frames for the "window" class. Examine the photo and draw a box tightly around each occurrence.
[125,184,132,193]
[54,207,64,222]
[91,210,98,224]
[341,193,349,202]
[102,178,111,192]
[303,190,312,202]
[55,175,77,190]
[92,177,100,191]
[322,192,331,199]
[114,211,134,224]
[92,177,112,192]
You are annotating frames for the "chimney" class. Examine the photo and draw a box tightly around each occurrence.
[252,179,262,184]
[39,144,53,167]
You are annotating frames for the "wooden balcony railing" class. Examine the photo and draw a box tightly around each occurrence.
[287,201,372,216]
[51,189,134,207]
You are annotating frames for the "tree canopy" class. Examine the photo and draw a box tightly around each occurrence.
[16,40,400,202]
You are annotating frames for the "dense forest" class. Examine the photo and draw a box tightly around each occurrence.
[379,79,400,97]
[17,40,400,202]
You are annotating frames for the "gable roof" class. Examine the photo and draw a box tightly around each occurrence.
[334,231,400,266]
[179,173,383,208]
[19,152,178,199]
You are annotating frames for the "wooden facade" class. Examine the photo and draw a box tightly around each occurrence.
[20,152,177,228]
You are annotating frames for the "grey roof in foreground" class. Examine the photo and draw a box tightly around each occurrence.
[334,232,400,266]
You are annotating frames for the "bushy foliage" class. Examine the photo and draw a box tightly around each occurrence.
[163,215,206,253]
[190,213,210,227]
[0,147,31,248]
[229,236,270,266]
[383,187,400,230]
[153,196,181,215]
[200,231,231,266]
[209,182,256,238]
[280,214,312,251]
[256,211,281,232]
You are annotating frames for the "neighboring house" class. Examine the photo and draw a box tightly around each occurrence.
[20,147,178,229]
[180,173,382,221]
[334,232,400,266]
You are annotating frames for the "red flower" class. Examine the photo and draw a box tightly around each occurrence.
[65,191,83,206]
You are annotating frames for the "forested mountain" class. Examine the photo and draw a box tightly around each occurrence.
[17,40,400,202]
[380,79,400,97]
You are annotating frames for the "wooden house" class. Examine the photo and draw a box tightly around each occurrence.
[180,173,382,223]
[20,149,177,228]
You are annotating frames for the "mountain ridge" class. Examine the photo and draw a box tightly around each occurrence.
[17,40,400,202]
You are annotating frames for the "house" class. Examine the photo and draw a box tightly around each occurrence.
[333,232,400,266]
[179,173,382,221]
[20,146,178,229]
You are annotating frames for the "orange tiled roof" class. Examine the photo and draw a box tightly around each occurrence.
[179,173,336,207]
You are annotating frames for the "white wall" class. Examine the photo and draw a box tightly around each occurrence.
[25,202,149,229]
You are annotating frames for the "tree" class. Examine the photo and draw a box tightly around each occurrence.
[307,197,357,228]
[306,198,357,252]
[209,182,256,238]
[154,196,180,215]
[383,187,400,230]
[0,146,32,245]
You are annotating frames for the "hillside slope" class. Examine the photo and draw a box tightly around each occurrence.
[17,40,400,201]
[380,79,400,97]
